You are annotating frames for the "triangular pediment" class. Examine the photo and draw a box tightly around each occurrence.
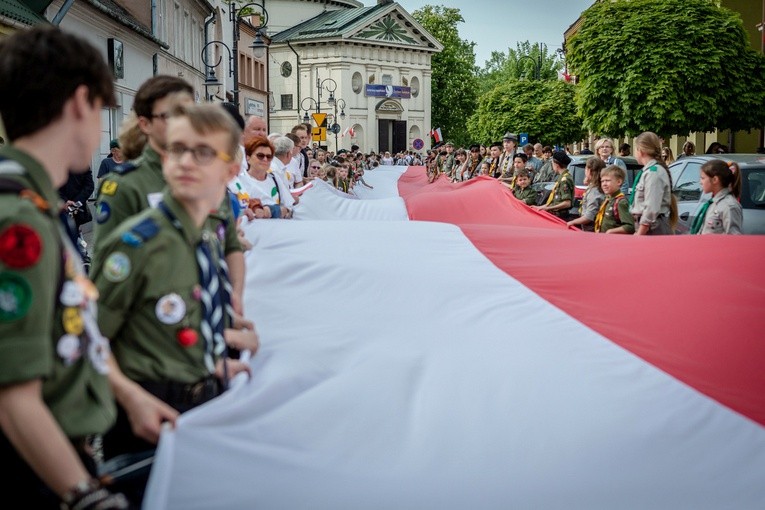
[348,5,443,51]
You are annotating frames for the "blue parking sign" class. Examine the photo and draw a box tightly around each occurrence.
[520,133,529,145]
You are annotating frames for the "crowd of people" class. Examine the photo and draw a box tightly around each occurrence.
[0,25,747,510]
[417,132,743,235]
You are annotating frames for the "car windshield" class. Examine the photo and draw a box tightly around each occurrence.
[744,168,765,208]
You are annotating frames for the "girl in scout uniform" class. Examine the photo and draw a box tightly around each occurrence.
[567,157,605,231]
[92,104,257,507]
[690,160,743,234]
[630,132,678,235]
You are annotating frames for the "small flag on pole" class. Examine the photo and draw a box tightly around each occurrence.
[432,128,443,143]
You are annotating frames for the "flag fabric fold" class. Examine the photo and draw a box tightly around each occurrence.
[144,166,765,510]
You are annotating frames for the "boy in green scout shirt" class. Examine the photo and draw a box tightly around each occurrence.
[93,76,247,314]
[594,165,635,234]
[92,103,258,507]
[512,169,537,205]
[0,26,129,509]
[533,151,574,219]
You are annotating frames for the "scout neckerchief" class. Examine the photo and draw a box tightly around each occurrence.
[158,201,231,379]
[545,170,570,206]
[594,192,624,232]
[629,168,645,206]
[690,197,714,235]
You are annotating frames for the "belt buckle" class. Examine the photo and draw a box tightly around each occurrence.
[188,381,205,404]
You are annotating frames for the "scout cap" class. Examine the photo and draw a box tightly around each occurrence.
[552,151,571,167]
[109,138,119,149]
[503,132,518,142]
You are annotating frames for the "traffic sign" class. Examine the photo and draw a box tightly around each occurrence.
[312,113,327,127]
[312,126,327,142]
[330,123,341,134]
[520,133,529,145]
[412,138,424,150]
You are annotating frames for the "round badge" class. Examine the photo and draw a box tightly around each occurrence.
[95,202,111,224]
[103,252,131,282]
[62,307,84,335]
[0,272,33,322]
[176,327,198,347]
[88,335,111,374]
[60,281,84,307]
[0,224,42,269]
[155,293,186,325]
[56,334,82,364]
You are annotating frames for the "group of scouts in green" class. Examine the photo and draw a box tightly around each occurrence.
[427,133,743,235]
[0,27,258,509]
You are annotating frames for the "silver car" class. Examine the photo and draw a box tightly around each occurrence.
[669,154,765,235]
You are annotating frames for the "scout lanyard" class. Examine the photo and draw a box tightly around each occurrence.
[545,170,570,206]
[158,201,231,383]
[594,192,624,232]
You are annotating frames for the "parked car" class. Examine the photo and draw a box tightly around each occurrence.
[669,154,765,235]
[568,155,642,216]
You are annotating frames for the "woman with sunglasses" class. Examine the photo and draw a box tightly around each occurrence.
[240,136,294,219]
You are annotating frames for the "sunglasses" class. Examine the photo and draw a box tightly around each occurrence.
[310,165,321,169]
[252,153,273,161]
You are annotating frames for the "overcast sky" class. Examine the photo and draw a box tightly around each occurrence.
[389,0,596,67]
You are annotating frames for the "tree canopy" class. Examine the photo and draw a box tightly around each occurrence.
[412,6,477,147]
[476,42,564,96]
[467,79,586,146]
[566,0,765,137]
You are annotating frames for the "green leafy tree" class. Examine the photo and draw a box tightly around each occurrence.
[476,42,563,95]
[567,0,765,137]
[412,6,477,147]
[467,80,586,146]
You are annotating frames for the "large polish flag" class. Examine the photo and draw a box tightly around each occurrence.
[144,167,765,510]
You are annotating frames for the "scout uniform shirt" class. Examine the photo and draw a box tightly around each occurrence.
[595,192,635,234]
[94,144,241,258]
[0,146,115,438]
[697,188,743,234]
[629,159,671,228]
[546,169,574,216]
[513,185,537,206]
[92,190,227,384]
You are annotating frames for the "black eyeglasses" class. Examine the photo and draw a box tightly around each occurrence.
[252,153,274,161]
[310,165,321,169]
[150,112,170,121]
[167,143,232,164]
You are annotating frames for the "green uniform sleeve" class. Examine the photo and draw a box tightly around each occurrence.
[0,203,58,384]
[93,176,144,252]
[91,240,145,339]
[559,175,574,202]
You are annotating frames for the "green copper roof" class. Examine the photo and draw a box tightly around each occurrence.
[0,0,49,26]
[270,5,386,43]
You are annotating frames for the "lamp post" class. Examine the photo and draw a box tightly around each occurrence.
[315,76,337,114]
[230,2,269,108]
[201,41,233,101]
[518,42,546,81]
[332,98,346,150]
[301,97,319,124]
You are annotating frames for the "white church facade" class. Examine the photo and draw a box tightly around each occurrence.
[266,0,442,154]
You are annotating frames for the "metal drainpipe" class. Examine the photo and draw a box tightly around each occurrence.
[51,0,76,25]
[287,41,301,116]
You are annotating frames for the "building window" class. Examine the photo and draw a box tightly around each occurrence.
[411,76,420,98]
[281,94,293,110]
[352,72,362,94]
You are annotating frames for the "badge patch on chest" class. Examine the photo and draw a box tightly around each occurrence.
[0,272,32,321]
[0,224,42,269]
[156,293,186,324]
[103,252,131,282]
